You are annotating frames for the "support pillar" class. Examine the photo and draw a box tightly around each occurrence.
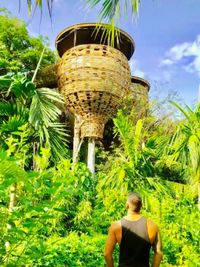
[73,115,81,164]
[87,138,95,174]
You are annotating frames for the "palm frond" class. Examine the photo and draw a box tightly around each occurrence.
[0,102,14,117]
[0,101,29,121]
[0,115,27,133]
[146,177,172,196]
[99,0,120,21]
[29,88,64,129]
[86,0,139,21]
[169,100,193,122]
[10,76,36,99]
[0,75,12,92]
[130,0,139,15]
[47,123,69,160]
[169,102,200,184]
[95,22,120,46]
[25,0,53,21]
[113,110,143,167]
[188,134,200,175]
[33,122,69,161]
[86,0,139,46]
[27,0,32,15]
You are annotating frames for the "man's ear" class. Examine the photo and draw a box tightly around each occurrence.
[126,202,129,210]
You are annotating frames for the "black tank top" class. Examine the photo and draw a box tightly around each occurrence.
[119,217,151,267]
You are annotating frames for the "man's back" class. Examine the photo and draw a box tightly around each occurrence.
[119,217,151,267]
[104,192,163,267]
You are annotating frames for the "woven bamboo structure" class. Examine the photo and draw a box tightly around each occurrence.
[56,23,134,139]
[130,76,150,117]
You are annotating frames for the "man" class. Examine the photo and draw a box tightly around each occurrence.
[104,192,163,267]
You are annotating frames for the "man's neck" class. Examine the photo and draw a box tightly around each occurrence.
[125,210,142,221]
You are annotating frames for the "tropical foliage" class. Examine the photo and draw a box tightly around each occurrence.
[0,109,199,266]
[168,102,200,187]
[25,0,140,22]
[23,0,140,45]
[0,8,199,267]
[0,9,55,74]
[0,74,69,165]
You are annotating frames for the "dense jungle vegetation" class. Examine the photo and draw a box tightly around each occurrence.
[0,10,200,267]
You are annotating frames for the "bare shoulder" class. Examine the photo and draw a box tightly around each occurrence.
[146,218,159,244]
[110,220,121,231]
[109,220,122,244]
[147,218,158,232]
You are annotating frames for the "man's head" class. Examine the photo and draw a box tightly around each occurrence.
[126,192,142,212]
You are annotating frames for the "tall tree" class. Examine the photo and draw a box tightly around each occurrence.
[0,9,55,75]
[168,102,200,207]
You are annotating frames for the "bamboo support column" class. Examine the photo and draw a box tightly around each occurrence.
[73,115,80,163]
[87,138,95,174]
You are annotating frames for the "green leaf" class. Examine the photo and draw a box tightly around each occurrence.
[0,75,12,90]
[29,88,64,128]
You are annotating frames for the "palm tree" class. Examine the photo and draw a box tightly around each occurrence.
[168,101,200,208]
[26,0,139,20]
[0,74,69,165]
[24,0,140,43]
[98,110,172,196]
[86,0,140,21]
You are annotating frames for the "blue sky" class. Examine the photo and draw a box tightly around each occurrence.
[1,0,200,106]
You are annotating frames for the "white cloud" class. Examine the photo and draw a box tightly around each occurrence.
[160,35,200,76]
[129,59,146,78]
[167,42,190,61]
[134,69,145,78]
[160,58,174,66]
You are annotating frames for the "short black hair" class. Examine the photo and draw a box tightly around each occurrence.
[128,192,142,212]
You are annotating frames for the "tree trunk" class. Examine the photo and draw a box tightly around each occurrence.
[9,183,17,212]
[6,183,17,253]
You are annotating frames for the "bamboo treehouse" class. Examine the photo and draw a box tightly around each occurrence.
[55,23,134,173]
[130,76,150,118]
